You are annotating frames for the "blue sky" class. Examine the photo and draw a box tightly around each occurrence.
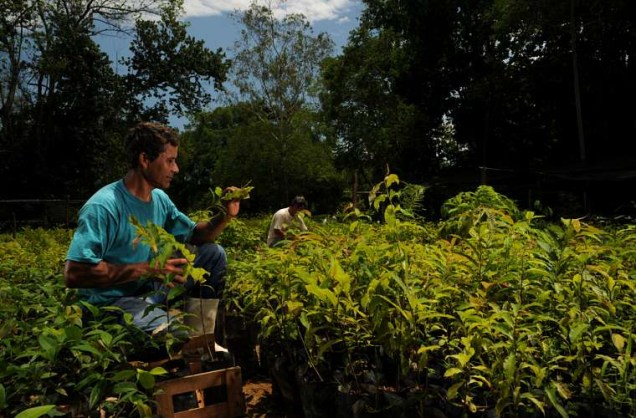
[97,0,363,128]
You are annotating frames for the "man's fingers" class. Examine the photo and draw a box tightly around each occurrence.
[164,274,186,287]
[172,274,187,284]
[167,258,188,266]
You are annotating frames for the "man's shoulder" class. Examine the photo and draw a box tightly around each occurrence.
[151,188,171,202]
[151,189,178,213]
[274,207,290,216]
[85,180,122,207]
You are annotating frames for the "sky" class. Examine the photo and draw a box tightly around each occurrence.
[98,0,363,128]
[182,0,361,23]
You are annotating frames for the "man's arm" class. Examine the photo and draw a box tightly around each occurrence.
[298,215,308,232]
[272,227,285,240]
[189,191,241,245]
[189,213,235,245]
[64,258,187,289]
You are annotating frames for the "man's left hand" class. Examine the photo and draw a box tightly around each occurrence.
[223,186,241,218]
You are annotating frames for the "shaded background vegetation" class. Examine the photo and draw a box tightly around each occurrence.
[1,0,635,224]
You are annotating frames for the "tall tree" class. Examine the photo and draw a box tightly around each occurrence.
[0,0,230,199]
[320,0,463,190]
[124,1,230,122]
[320,28,423,184]
[325,0,636,214]
[227,0,337,205]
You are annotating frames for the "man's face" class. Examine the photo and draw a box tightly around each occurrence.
[289,203,305,215]
[142,144,179,190]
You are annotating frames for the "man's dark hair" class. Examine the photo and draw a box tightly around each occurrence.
[126,122,180,168]
[290,195,307,208]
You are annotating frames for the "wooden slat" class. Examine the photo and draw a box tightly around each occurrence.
[155,366,244,418]
[226,367,244,416]
[173,403,230,418]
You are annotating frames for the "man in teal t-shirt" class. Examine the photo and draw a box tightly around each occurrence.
[65,122,241,335]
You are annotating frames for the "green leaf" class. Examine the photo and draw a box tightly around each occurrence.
[611,333,626,352]
[63,325,83,342]
[444,367,463,378]
[74,343,102,357]
[329,258,351,293]
[38,334,58,360]
[385,174,399,187]
[569,322,588,344]
[138,370,156,389]
[15,405,56,418]
[554,382,571,400]
[86,329,113,347]
[594,377,616,401]
[449,347,474,368]
[89,382,104,409]
[299,312,310,329]
[0,384,6,408]
[135,401,153,417]
[520,393,545,414]
[545,384,569,418]
[317,338,343,358]
[446,381,464,400]
[221,185,254,201]
[149,367,167,376]
[112,369,137,381]
[305,284,337,306]
[503,352,516,381]
[285,300,303,316]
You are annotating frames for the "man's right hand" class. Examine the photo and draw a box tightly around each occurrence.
[152,258,189,287]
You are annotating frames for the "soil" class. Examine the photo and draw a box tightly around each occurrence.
[242,376,301,418]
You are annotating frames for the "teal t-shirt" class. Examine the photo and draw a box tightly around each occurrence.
[66,179,196,305]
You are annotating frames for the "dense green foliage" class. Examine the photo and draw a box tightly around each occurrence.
[224,180,636,417]
[1,182,635,417]
[0,228,157,416]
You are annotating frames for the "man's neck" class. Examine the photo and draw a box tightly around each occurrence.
[124,169,154,202]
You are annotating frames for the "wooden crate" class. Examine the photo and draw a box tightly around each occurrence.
[155,366,245,418]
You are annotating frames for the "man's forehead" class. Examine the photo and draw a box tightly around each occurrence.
[162,144,179,155]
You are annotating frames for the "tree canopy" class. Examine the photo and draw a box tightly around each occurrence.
[174,1,343,213]
[0,0,228,199]
[319,0,636,215]
[2,0,635,218]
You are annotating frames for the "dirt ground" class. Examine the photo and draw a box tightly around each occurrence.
[224,339,302,417]
[242,377,299,418]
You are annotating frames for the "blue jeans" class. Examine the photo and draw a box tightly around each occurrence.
[111,243,227,332]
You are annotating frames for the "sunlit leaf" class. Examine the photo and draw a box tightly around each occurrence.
[15,405,56,418]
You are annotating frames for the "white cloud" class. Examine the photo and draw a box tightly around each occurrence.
[182,0,359,22]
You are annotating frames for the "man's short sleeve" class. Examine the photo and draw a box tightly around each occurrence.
[157,191,196,243]
[66,203,115,264]
[271,211,286,231]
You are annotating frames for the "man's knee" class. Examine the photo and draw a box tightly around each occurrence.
[195,243,227,272]
[193,243,227,298]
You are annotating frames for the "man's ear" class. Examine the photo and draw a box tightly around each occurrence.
[138,152,149,168]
